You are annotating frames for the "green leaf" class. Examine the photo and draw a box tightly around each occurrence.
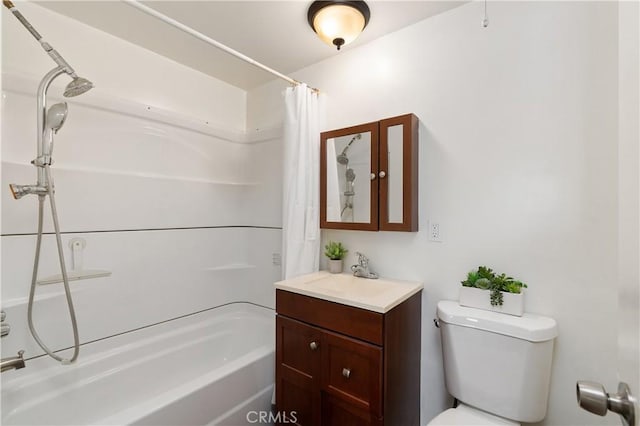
[460,265,528,305]
[475,278,491,289]
[324,241,348,260]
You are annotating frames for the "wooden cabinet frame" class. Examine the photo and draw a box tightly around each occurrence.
[320,113,419,232]
[378,114,419,231]
[320,121,379,231]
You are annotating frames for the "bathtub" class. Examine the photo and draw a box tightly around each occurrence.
[1,303,275,425]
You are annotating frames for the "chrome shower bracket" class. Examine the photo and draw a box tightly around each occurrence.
[31,155,52,167]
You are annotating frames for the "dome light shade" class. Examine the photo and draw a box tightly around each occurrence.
[308,1,371,50]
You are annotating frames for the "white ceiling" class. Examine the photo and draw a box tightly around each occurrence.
[36,1,466,90]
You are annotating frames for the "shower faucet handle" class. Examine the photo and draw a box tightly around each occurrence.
[1,310,9,337]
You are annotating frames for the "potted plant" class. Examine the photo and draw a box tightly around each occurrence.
[324,241,348,274]
[460,266,528,316]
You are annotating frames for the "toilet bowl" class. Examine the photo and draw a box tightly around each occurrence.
[429,301,558,425]
[429,404,518,425]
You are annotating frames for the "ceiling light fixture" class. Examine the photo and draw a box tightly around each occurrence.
[307,1,371,51]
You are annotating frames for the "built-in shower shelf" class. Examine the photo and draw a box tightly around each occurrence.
[204,263,257,272]
[37,269,112,286]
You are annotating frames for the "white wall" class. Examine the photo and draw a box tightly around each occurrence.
[617,0,639,400]
[1,2,281,361]
[248,2,632,425]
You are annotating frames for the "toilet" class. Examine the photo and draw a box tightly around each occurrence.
[429,300,558,425]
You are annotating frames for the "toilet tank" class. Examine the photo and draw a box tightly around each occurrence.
[437,301,558,423]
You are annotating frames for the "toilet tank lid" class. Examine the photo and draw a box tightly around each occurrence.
[437,300,558,342]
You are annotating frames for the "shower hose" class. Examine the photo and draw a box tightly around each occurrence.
[27,164,80,363]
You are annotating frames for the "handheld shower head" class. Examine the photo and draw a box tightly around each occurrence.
[44,103,68,158]
[46,103,68,134]
[346,168,356,182]
[64,77,93,97]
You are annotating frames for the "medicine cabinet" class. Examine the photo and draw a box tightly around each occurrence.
[320,113,418,232]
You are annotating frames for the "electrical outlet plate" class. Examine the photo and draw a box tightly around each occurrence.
[428,221,442,242]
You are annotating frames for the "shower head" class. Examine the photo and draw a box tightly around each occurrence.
[336,133,362,165]
[64,77,93,97]
[46,103,68,134]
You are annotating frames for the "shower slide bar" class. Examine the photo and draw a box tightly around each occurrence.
[123,0,319,92]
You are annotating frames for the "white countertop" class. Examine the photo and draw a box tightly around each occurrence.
[274,271,423,314]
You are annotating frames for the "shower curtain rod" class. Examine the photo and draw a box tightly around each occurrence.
[123,0,317,92]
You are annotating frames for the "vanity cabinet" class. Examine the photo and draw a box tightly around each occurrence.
[275,289,421,426]
[320,113,419,232]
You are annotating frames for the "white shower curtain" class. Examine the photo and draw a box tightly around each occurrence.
[282,84,324,279]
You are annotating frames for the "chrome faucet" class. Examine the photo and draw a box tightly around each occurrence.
[351,252,378,279]
[1,311,27,372]
[1,350,26,372]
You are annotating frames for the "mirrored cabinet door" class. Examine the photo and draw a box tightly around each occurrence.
[379,113,418,231]
[320,121,379,231]
[320,113,418,232]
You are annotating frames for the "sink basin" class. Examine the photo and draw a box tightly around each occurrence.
[274,271,423,313]
[308,274,396,298]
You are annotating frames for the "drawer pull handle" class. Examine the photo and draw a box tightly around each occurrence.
[342,368,351,379]
[309,341,318,351]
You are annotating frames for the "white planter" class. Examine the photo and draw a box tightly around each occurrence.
[459,286,524,316]
[327,259,343,274]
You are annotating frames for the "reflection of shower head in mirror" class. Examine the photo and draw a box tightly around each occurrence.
[346,168,356,182]
[344,168,356,196]
[336,133,362,165]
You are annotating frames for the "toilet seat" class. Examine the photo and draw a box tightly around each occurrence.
[428,404,519,426]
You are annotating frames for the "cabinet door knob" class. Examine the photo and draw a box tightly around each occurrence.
[379,171,386,178]
[309,341,318,351]
[370,173,376,181]
[342,368,351,379]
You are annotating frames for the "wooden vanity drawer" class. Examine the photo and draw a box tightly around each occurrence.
[276,316,322,426]
[277,316,322,377]
[322,329,383,417]
[276,289,384,345]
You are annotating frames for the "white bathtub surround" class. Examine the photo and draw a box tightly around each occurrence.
[1,303,275,426]
[2,1,282,362]
[282,84,324,279]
